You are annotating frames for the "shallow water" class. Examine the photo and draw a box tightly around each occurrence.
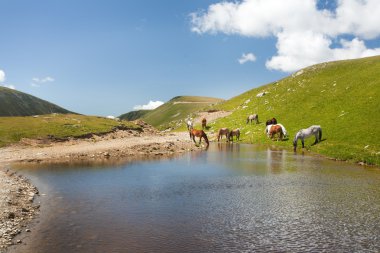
[11,144,380,252]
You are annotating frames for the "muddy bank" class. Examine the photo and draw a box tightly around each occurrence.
[0,169,39,252]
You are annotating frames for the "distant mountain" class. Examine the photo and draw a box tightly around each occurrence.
[119,110,150,121]
[0,86,74,116]
[119,96,224,129]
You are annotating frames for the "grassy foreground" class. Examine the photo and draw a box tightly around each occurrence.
[207,56,380,166]
[0,114,140,147]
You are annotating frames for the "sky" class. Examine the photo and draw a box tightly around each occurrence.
[1,0,379,116]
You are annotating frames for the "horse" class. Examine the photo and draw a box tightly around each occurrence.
[217,128,230,142]
[202,118,207,129]
[229,129,240,142]
[268,124,284,141]
[247,114,259,124]
[189,128,209,147]
[293,125,322,151]
[186,119,193,130]
[266,118,277,126]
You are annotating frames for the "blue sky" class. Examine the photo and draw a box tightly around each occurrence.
[1,0,379,116]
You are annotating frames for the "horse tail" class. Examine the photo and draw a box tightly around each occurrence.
[319,127,322,141]
[202,132,209,146]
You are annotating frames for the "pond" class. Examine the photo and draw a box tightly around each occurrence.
[11,143,380,252]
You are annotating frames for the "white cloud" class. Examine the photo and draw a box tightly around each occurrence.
[0,70,5,83]
[133,100,164,110]
[191,0,380,72]
[31,76,55,87]
[4,84,16,90]
[238,53,256,64]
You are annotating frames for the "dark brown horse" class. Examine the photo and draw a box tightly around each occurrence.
[266,117,277,126]
[189,128,209,147]
[202,118,207,129]
[217,128,230,142]
[268,124,283,141]
[229,129,240,142]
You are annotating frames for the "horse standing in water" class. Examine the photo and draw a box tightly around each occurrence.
[229,129,240,142]
[247,114,259,124]
[217,128,230,142]
[189,128,209,147]
[266,118,277,126]
[293,125,322,151]
[202,118,207,129]
[268,125,284,141]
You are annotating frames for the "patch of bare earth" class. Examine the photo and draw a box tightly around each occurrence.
[193,110,232,125]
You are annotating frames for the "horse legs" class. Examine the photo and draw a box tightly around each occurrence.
[314,133,319,144]
[301,139,305,148]
[192,135,197,144]
[199,137,202,145]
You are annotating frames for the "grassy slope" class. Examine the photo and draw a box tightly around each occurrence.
[119,110,150,121]
[209,56,380,165]
[0,87,73,116]
[0,114,140,147]
[140,96,223,129]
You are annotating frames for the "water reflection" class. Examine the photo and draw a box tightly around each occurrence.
[10,143,380,253]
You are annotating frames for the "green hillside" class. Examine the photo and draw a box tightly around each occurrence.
[119,110,150,121]
[0,114,140,147]
[126,96,223,129]
[0,87,74,116]
[209,56,380,165]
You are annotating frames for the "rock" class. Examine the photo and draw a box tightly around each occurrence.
[26,228,31,232]
[16,239,22,244]
[7,213,15,219]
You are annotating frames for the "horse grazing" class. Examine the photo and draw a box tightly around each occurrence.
[268,125,284,141]
[202,118,207,129]
[186,120,193,130]
[189,128,209,147]
[217,128,230,142]
[247,114,259,124]
[266,118,277,126]
[265,123,287,138]
[229,129,240,142]
[293,125,322,151]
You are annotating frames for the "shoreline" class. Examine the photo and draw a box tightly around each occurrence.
[0,127,201,252]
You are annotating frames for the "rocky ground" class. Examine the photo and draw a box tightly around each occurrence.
[0,120,203,252]
[0,170,39,252]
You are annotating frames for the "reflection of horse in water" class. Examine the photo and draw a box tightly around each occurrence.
[189,128,209,147]
[217,128,230,142]
[186,120,193,130]
[229,129,240,142]
[202,118,207,129]
[293,125,322,151]
[266,118,277,126]
[268,125,284,141]
[247,114,259,124]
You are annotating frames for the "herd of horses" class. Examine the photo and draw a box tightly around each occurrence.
[187,115,322,151]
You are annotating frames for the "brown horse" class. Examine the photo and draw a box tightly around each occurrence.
[189,128,209,147]
[268,124,283,141]
[266,117,277,126]
[202,118,207,129]
[217,128,230,142]
[229,129,240,142]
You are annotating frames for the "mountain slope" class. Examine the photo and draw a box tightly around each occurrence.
[119,110,150,121]
[0,87,73,116]
[120,96,224,129]
[210,56,380,165]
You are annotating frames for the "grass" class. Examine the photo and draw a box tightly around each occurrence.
[0,114,140,147]
[205,56,380,166]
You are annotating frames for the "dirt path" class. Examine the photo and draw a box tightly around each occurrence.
[193,110,233,125]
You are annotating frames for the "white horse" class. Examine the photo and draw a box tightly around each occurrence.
[186,119,193,130]
[293,125,322,151]
[247,114,259,124]
[265,124,288,138]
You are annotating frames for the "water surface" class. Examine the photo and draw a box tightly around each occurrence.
[11,144,380,252]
